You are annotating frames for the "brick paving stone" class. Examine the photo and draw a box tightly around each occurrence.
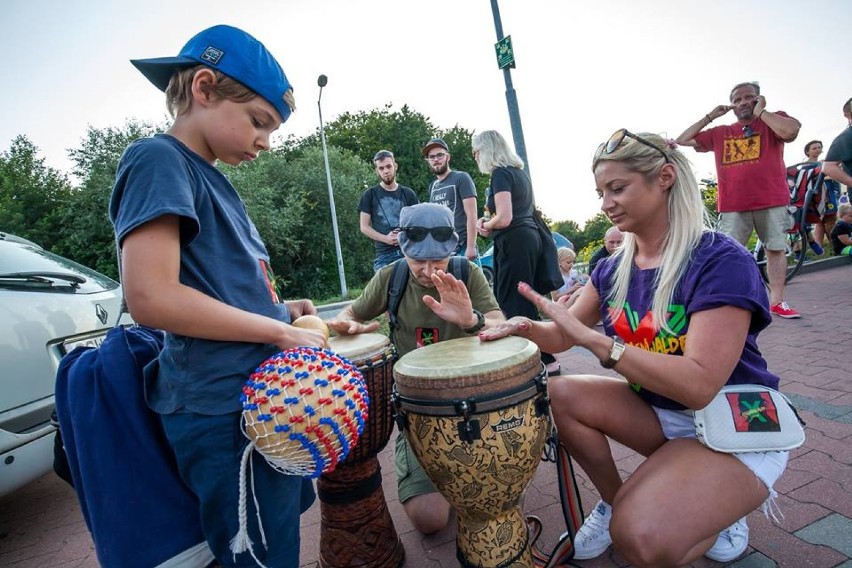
[786,450,852,491]
[794,513,852,557]
[730,551,779,568]
[748,511,846,567]
[798,430,852,464]
[789,478,852,518]
[796,407,852,433]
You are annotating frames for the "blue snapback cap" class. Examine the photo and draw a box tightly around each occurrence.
[131,25,293,123]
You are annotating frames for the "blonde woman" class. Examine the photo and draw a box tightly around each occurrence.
[482,130,789,566]
[473,130,561,375]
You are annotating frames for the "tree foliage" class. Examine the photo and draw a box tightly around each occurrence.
[0,135,72,250]
[53,121,161,278]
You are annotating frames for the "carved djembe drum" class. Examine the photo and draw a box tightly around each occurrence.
[393,336,549,568]
[319,333,404,568]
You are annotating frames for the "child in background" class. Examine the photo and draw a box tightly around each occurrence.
[552,247,585,306]
[110,25,325,566]
[830,203,852,256]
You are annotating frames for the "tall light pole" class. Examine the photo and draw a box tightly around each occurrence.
[489,0,530,178]
[317,74,348,298]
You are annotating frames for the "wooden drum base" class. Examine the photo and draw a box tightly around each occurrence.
[318,458,404,568]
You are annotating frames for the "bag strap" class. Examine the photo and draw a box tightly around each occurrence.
[528,425,585,566]
[386,256,469,345]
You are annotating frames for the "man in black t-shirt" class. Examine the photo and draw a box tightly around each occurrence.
[358,149,419,271]
[823,97,852,205]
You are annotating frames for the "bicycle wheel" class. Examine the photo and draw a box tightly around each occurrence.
[756,219,808,284]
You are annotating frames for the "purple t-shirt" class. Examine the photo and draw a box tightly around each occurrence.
[592,232,779,410]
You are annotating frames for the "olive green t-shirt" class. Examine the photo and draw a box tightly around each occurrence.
[350,260,501,357]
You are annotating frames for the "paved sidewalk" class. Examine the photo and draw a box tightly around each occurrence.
[1,262,850,567]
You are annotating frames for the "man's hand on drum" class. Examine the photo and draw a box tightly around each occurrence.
[327,307,381,337]
[421,269,474,327]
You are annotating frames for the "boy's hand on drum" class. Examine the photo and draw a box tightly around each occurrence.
[326,319,380,336]
[422,270,473,326]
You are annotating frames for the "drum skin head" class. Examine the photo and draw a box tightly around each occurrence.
[329,333,390,362]
[393,336,541,400]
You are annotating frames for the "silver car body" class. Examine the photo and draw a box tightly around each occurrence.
[0,232,125,496]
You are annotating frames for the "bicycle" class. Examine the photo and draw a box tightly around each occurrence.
[752,162,825,284]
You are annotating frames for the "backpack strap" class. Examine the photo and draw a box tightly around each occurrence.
[448,255,469,283]
[386,257,470,344]
[387,259,409,344]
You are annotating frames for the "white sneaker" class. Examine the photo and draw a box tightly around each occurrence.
[705,517,749,562]
[573,500,613,560]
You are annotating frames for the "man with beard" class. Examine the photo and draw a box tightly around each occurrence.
[422,138,479,262]
[358,149,419,271]
[677,82,802,319]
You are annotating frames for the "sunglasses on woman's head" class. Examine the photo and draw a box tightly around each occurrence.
[595,128,669,163]
[401,226,455,242]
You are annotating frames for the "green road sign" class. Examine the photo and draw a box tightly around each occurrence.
[495,35,515,69]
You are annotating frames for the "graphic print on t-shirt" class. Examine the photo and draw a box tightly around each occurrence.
[259,259,280,303]
[722,135,760,166]
[609,301,687,393]
[416,327,439,348]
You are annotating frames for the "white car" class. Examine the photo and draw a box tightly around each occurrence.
[0,232,124,496]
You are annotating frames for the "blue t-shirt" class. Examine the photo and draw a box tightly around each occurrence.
[592,232,779,410]
[109,134,290,415]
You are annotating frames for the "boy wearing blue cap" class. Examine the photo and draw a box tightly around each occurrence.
[109,25,323,566]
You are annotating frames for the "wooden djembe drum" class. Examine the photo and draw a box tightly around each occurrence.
[393,336,549,568]
[319,333,404,568]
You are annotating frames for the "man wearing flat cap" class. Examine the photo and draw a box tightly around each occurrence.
[329,202,503,535]
[422,138,480,262]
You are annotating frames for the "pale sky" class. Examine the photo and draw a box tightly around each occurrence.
[2,0,850,225]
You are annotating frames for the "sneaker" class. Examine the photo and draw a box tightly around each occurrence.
[573,500,613,560]
[705,517,749,562]
[809,241,824,255]
[770,302,801,319]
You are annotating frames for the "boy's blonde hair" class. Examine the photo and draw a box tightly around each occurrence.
[839,203,852,217]
[165,64,296,119]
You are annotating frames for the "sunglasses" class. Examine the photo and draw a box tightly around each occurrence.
[596,128,669,163]
[742,125,755,138]
[401,226,455,242]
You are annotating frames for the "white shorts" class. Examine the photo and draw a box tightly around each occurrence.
[653,407,788,495]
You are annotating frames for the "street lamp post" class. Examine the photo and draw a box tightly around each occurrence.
[317,74,348,298]
[489,0,530,178]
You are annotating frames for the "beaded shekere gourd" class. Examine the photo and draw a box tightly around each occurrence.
[241,346,370,478]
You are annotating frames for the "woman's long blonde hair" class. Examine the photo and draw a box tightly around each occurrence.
[592,133,711,334]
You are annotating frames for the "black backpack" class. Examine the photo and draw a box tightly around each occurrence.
[386,257,469,343]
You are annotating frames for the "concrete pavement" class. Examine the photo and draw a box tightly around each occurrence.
[1,259,849,567]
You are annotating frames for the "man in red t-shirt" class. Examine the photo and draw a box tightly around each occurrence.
[677,82,802,319]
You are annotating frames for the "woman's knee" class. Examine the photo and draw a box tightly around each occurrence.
[611,512,686,567]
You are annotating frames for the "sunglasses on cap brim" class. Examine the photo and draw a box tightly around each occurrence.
[595,129,669,163]
[401,226,454,243]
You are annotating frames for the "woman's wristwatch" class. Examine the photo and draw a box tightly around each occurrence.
[601,336,626,368]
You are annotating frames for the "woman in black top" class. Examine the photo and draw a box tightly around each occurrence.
[472,130,560,375]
